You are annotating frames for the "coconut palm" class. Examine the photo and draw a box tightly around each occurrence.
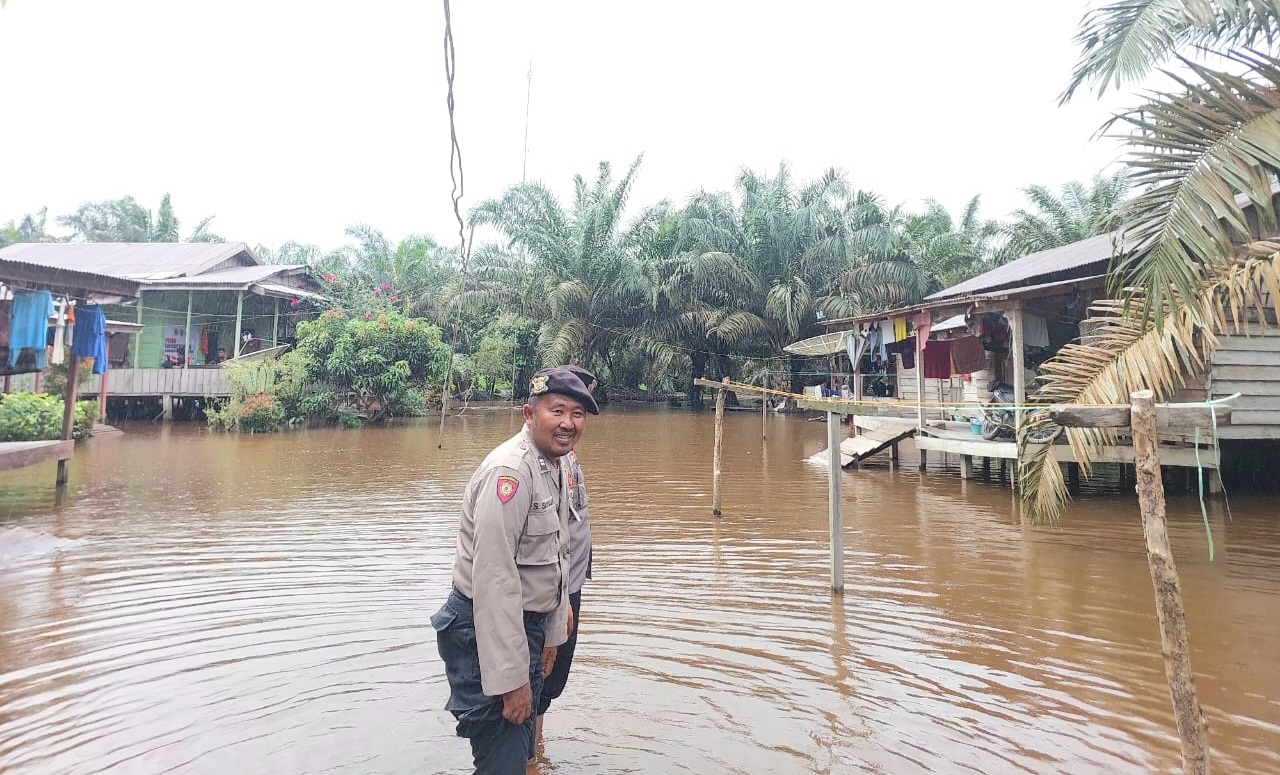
[1023,3,1280,522]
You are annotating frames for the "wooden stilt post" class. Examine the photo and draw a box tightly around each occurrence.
[183,290,193,366]
[761,376,767,441]
[233,291,244,358]
[56,355,81,486]
[98,369,108,421]
[827,410,844,594]
[712,378,726,517]
[915,331,927,471]
[1131,390,1209,774]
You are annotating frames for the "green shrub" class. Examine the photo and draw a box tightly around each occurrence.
[74,400,97,440]
[236,393,285,433]
[0,393,97,441]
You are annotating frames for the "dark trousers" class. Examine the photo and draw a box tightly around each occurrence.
[537,590,581,715]
[432,589,547,775]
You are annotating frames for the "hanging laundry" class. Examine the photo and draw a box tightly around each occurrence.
[50,299,67,365]
[912,312,933,350]
[8,290,55,369]
[979,313,1010,354]
[71,304,109,375]
[950,336,988,374]
[893,316,908,342]
[878,319,897,344]
[1023,313,1051,348]
[923,339,953,379]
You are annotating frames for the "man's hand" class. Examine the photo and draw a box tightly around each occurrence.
[502,682,532,725]
[567,604,576,636]
[541,646,557,678]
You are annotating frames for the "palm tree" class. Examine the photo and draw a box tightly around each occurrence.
[900,196,1003,293]
[57,194,222,242]
[1001,172,1132,261]
[469,155,662,375]
[1023,3,1280,522]
[0,207,55,246]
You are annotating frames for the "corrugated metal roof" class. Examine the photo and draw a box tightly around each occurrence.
[140,264,306,289]
[925,232,1118,301]
[0,257,142,298]
[0,242,260,279]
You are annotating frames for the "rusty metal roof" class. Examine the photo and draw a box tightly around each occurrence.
[0,257,142,298]
[0,242,260,280]
[138,264,308,290]
[925,232,1118,301]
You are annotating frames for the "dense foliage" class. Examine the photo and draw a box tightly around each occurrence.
[3,166,1130,408]
[0,393,96,441]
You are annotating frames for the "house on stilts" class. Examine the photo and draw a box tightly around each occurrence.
[0,242,326,420]
[814,219,1278,487]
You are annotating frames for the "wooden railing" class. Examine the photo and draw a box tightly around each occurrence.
[6,367,230,397]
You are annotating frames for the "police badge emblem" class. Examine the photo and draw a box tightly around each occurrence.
[496,476,519,503]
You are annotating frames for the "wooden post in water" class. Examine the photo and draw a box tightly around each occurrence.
[761,375,767,441]
[56,355,81,486]
[712,377,726,517]
[1051,395,1225,774]
[827,410,844,594]
[1131,390,1209,774]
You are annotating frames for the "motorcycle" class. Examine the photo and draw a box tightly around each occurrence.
[978,380,1059,443]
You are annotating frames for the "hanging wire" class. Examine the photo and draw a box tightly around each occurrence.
[437,0,472,448]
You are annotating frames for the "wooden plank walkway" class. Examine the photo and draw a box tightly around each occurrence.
[0,440,73,473]
[838,420,916,467]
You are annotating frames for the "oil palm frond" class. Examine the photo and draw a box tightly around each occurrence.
[1110,52,1280,323]
[1022,256,1280,521]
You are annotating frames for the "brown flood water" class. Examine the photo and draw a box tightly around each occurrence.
[0,406,1278,774]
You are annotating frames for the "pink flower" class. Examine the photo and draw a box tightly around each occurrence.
[381,283,392,291]
[322,273,338,283]
[389,295,399,302]
[290,298,301,307]
[364,312,372,319]
[373,289,381,297]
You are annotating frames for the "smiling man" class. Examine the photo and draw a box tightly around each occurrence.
[431,365,599,774]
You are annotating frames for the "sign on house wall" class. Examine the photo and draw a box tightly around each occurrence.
[163,325,186,363]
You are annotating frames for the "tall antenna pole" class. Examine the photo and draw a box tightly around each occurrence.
[522,63,532,182]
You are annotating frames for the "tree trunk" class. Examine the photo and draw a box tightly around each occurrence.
[714,353,739,407]
[1131,390,1210,774]
[690,350,708,411]
[789,354,803,395]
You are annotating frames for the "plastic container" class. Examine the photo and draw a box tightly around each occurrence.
[970,417,983,435]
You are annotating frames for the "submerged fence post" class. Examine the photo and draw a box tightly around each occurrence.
[1131,390,1209,774]
[712,378,726,517]
[827,410,844,594]
[56,355,81,486]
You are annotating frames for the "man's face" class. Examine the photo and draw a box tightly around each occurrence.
[524,394,587,459]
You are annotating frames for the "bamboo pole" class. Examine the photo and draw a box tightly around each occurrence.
[827,410,844,594]
[1131,389,1209,774]
[712,378,726,517]
[56,355,80,486]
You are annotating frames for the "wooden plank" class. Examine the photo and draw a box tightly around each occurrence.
[0,439,73,472]
[915,435,1020,459]
[1211,380,1280,396]
[1050,404,1233,428]
[1212,349,1280,367]
[1212,364,1280,381]
[827,412,844,594]
[1226,409,1280,426]
[837,423,916,464]
[1049,444,1218,468]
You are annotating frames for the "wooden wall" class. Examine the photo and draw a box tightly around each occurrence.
[1211,328,1280,439]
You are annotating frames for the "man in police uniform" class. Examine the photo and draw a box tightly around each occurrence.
[432,365,599,774]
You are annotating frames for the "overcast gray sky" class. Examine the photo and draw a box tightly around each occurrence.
[1,1,1137,253]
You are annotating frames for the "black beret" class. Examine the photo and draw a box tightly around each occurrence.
[530,365,600,414]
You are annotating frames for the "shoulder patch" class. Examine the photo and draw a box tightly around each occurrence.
[496,476,519,504]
